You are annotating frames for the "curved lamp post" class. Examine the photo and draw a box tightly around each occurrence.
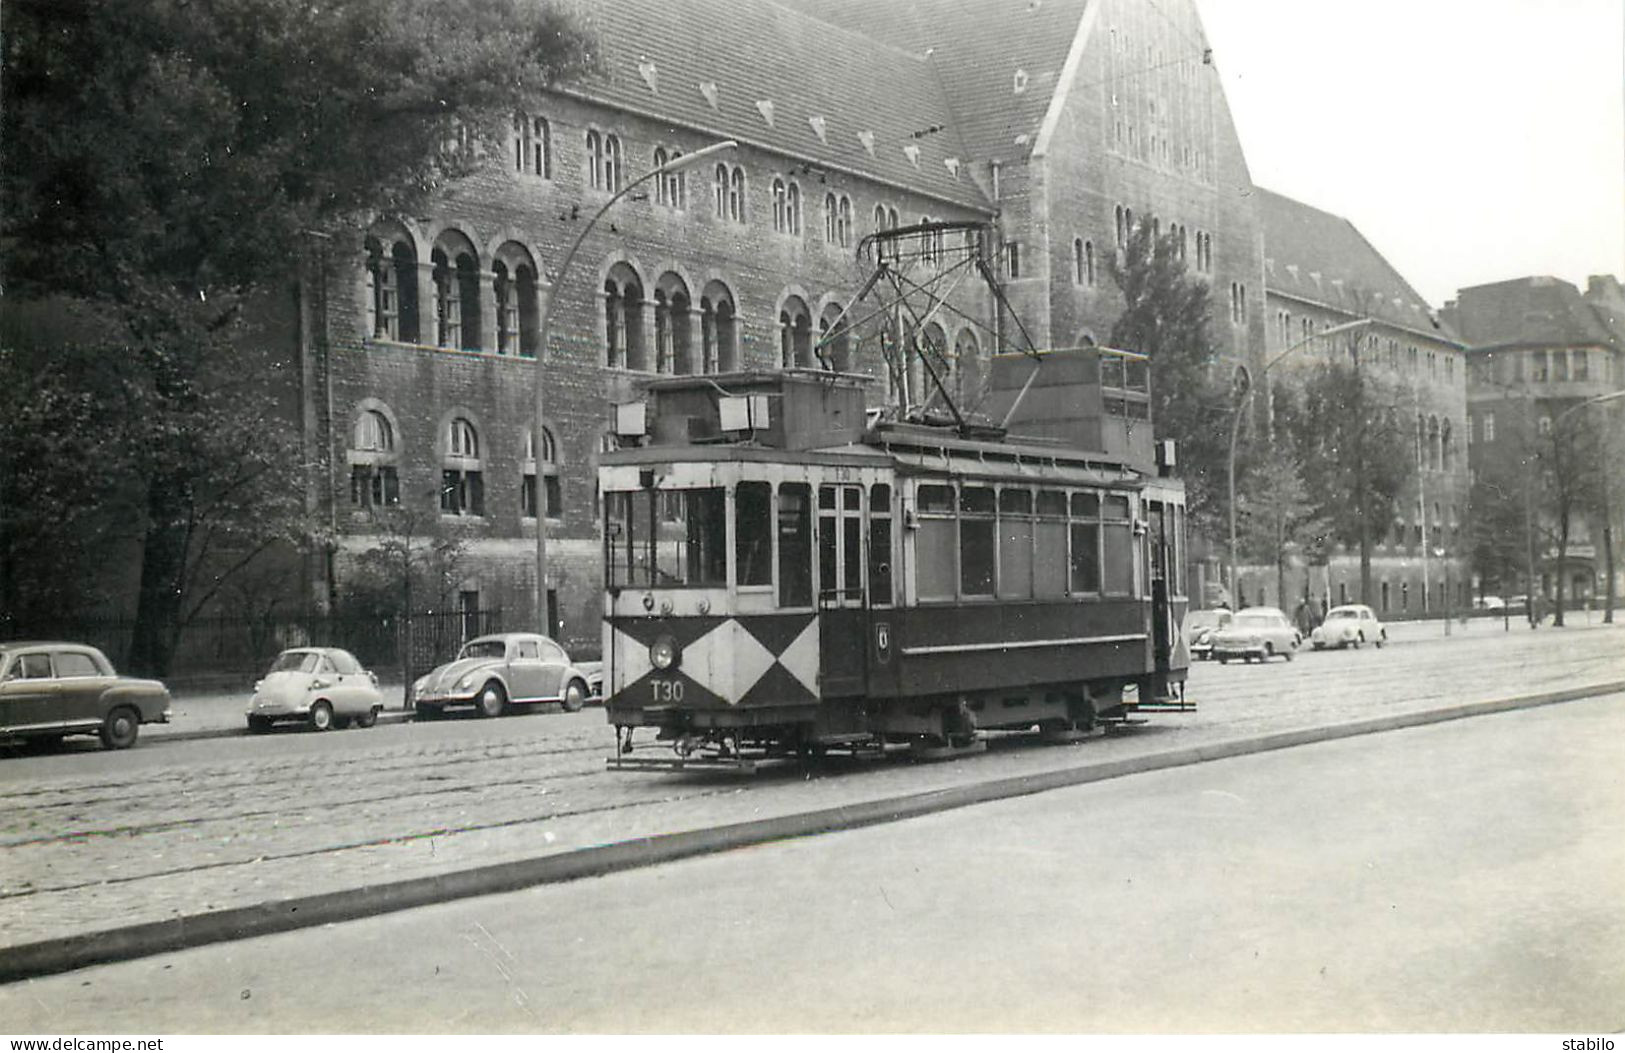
[1227,316,1376,606]
[532,139,738,633]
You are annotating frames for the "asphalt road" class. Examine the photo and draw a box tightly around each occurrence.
[5,691,1621,1033]
[1,620,1621,956]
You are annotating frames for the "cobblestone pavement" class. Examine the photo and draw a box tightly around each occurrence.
[1,620,1620,952]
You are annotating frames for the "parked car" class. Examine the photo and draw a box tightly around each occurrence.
[1210,607,1300,663]
[247,647,385,732]
[1182,608,1233,661]
[1309,604,1388,650]
[411,632,594,719]
[1473,595,1507,612]
[0,642,171,750]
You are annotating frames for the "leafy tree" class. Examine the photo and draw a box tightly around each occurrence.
[1108,219,1228,536]
[1286,350,1415,606]
[1468,452,1531,606]
[1538,408,1607,626]
[1238,440,1327,609]
[2,0,592,675]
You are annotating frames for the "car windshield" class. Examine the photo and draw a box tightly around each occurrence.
[1234,614,1275,628]
[1327,610,1358,620]
[460,640,507,660]
[269,652,317,674]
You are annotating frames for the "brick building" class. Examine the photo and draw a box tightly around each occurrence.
[291,0,1270,657]
[1450,274,1625,608]
[1251,189,1470,617]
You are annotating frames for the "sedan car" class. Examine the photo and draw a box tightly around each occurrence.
[1309,604,1387,650]
[0,641,171,750]
[1182,608,1233,661]
[1209,607,1300,663]
[411,632,594,719]
[247,647,385,732]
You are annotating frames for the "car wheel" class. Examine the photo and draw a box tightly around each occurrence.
[308,701,334,732]
[353,706,379,729]
[1284,646,1294,662]
[476,681,507,718]
[247,715,273,734]
[99,706,140,750]
[1376,631,1386,649]
[561,679,587,713]
[1354,632,1364,650]
[1265,642,1275,660]
[1218,656,1229,664]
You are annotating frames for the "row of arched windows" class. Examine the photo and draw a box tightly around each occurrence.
[1418,414,1455,473]
[363,224,542,357]
[347,406,562,521]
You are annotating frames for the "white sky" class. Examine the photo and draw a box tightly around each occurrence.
[1192,0,1625,307]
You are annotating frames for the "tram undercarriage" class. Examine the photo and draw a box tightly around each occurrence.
[606,674,1189,773]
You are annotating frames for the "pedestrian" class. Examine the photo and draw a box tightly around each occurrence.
[1294,599,1313,636]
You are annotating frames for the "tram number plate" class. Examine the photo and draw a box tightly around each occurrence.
[649,679,685,703]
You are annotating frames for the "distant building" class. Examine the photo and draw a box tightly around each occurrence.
[1449,274,1625,608]
[1255,189,1469,617]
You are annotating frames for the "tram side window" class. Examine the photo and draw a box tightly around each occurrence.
[818,487,837,600]
[778,483,813,607]
[1069,492,1101,594]
[959,486,996,596]
[682,489,727,586]
[604,489,726,588]
[735,482,773,586]
[916,484,957,601]
[997,488,1034,599]
[1034,489,1068,598]
[1102,493,1134,594]
[870,484,893,605]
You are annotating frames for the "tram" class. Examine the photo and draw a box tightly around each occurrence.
[599,223,1191,772]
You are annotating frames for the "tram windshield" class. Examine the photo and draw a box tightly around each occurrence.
[605,488,727,588]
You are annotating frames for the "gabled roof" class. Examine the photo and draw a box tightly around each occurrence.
[775,0,1088,163]
[1451,276,1623,351]
[560,0,989,209]
[1258,188,1458,343]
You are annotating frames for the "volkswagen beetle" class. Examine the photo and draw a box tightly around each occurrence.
[411,632,593,719]
[1309,604,1387,650]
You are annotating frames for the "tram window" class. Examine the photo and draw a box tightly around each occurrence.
[844,488,861,512]
[918,484,954,513]
[777,483,813,606]
[843,516,862,594]
[998,488,1034,599]
[1069,521,1101,593]
[960,486,995,596]
[870,484,893,606]
[916,482,957,602]
[1102,494,1130,520]
[735,482,773,586]
[1071,491,1100,518]
[1034,489,1067,597]
[678,488,727,586]
[1102,512,1133,597]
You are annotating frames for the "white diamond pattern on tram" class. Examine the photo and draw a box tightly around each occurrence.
[682,619,777,706]
[777,618,821,697]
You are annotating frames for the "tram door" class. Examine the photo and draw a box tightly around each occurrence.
[817,484,868,698]
[1146,499,1173,693]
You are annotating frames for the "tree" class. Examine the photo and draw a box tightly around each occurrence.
[1538,407,1606,627]
[1108,219,1227,536]
[1468,453,1531,605]
[1237,440,1326,609]
[1287,351,1415,606]
[2,0,592,675]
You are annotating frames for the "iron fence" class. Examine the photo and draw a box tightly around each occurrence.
[0,608,502,685]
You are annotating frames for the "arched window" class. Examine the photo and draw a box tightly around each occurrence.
[493,244,541,357]
[825,193,839,243]
[348,407,400,510]
[364,230,419,343]
[604,263,645,371]
[431,232,481,351]
[837,196,852,247]
[514,113,550,177]
[442,417,484,516]
[873,204,888,232]
[1073,238,1085,285]
[728,166,745,222]
[772,178,788,233]
[1428,416,1441,471]
[1441,419,1453,471]
[586,130,604,189]
[523,427,561,520]
[786,181,802,235]
[779,296,812,368]
[653,273,693,374]
[818,303,850,372]
[715,164,730,218]
[700,280,737,373]
[603,133,622,192]
[654,147,685,208]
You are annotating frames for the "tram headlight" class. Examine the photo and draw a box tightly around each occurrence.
[650,635,680,671]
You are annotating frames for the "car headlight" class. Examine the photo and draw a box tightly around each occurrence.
[456,673,475,691]
[650,635,680,671]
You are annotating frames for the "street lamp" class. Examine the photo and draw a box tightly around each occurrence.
[1226,316,1375,607]
[532,139,738,635]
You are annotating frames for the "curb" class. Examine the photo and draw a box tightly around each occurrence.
[4,678,1622,984]
[146,709,416,745]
